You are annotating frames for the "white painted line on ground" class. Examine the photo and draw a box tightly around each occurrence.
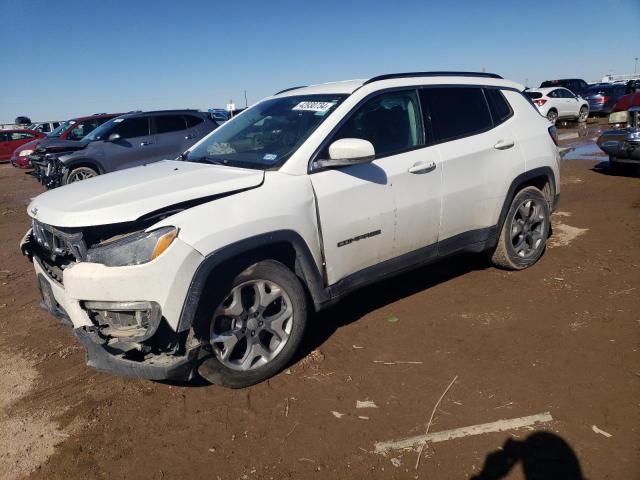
[374,412,553,455]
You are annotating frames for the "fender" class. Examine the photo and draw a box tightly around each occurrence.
[176,230,328,332]
[496,166,558,236]
[61,157,105,174]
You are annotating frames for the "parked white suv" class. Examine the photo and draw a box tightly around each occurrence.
[525,87,589,123]
[22,72,561,387]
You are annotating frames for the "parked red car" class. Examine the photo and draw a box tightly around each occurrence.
[0,129,45,162]
[9,113,121,169]
[611,92,640,113]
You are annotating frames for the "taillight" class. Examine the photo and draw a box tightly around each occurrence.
[601,96,610,103]
[548,125,559,146]
[533,99,547,106]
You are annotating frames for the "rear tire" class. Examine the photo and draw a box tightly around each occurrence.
[546,109,558,124]
[63,166,98,185]
[196,260,308,388]
[491,187,550,270]
[578,106,588,122]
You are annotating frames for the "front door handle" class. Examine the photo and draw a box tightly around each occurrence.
[140,141,153,146]
[408,161,436,174]
[494,139,515,150]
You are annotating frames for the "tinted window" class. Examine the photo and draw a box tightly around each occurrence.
[112,117,150,139]
[525,91,543,99]
[485,89,513,123]
[155,115,187,134]
[420,87,492,143]
[185,115,204,128]
[562,89,575,98]
[330,90,424,157]
[67,119,102,141]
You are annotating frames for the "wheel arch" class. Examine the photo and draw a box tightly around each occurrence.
[495,167,557,243]
[176,230,328,333]
[63,158,104,174]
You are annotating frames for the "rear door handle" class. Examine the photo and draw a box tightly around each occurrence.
[408,161,436,174]
[494,139,515,150]
[140,141,153,146]
[185,134,197,140]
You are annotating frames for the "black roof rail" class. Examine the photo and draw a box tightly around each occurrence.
[364,71,503,85]
[274,85,307,95]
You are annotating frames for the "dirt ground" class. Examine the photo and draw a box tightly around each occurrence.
[0,126,638,480]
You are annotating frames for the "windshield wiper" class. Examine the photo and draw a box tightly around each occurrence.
[190,156,229,166]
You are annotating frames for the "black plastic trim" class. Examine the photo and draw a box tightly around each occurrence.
[364,72,503,85]
[176,230,327,332]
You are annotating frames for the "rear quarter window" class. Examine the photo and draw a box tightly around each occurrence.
[485,89,513,124]
[185,115,204,128]
[419,87,493,143]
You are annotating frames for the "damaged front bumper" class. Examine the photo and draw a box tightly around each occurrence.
[30,153,67,188]
[22,228,205,381]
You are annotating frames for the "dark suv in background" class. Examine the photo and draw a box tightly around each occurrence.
[583,83,627,115]
[540,79,590,97]
[31,110,218,187]
[10,113,120,168]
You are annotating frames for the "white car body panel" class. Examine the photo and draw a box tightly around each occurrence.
[310,145,442,284]
[27,160,264,227]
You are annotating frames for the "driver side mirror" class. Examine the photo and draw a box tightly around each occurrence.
[107,133,121,142]
[314,138,375,169]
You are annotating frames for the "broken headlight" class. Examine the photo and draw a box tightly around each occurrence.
[86,227,178,267]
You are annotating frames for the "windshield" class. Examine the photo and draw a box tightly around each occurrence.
[82,117,120,142]
[47,120,74,138]
[585,85,613,94]
[186,94,347,169]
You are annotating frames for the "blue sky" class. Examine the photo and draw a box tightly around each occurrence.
[1,0,638,123]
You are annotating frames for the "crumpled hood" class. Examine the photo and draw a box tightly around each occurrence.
[28,160,264,227]
[35,138,86,154]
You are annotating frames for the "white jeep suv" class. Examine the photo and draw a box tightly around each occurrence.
[22,72,561,388]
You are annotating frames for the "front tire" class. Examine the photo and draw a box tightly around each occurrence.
[63,166,98,184]
[197,260,308,388]
[491,187,550,270]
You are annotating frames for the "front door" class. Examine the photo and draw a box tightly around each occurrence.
[104,116,154,171]
[310,89,442,285]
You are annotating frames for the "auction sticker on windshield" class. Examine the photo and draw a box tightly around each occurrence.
[292,101,336,113]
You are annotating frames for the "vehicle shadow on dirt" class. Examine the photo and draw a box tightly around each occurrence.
[471,431,584,479]
[591,160,640,178]
[296,252,489,362]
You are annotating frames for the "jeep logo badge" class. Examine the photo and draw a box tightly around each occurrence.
[31,207,38,216]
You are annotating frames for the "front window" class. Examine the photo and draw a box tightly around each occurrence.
[67,119,103,141]
[186,94,347,169]
[47,120,75,138]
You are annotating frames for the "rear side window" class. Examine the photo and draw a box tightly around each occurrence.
[329,90,424,158]
[485,89,513,124]
[10,132,35,140]
[112,117,150,139]
[420,87,493,143]
[185,115,204,128]
[155,115,187,134]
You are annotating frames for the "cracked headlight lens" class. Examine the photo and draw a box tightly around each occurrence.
[86,227,178,267]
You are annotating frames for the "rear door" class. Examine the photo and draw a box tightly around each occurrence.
[419,86,524,251]
[150,114,190,160]
[310,89,442,285]
[103,116,153,171]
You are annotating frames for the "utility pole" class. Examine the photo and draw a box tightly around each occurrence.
[635,57,638,74]
[244,90,248,108]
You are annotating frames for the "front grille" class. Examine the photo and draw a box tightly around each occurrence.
[32,220,87,261]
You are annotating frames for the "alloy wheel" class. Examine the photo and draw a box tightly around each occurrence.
[67,168,96,183]
[510,199,546,258]
[210,279,294,371]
